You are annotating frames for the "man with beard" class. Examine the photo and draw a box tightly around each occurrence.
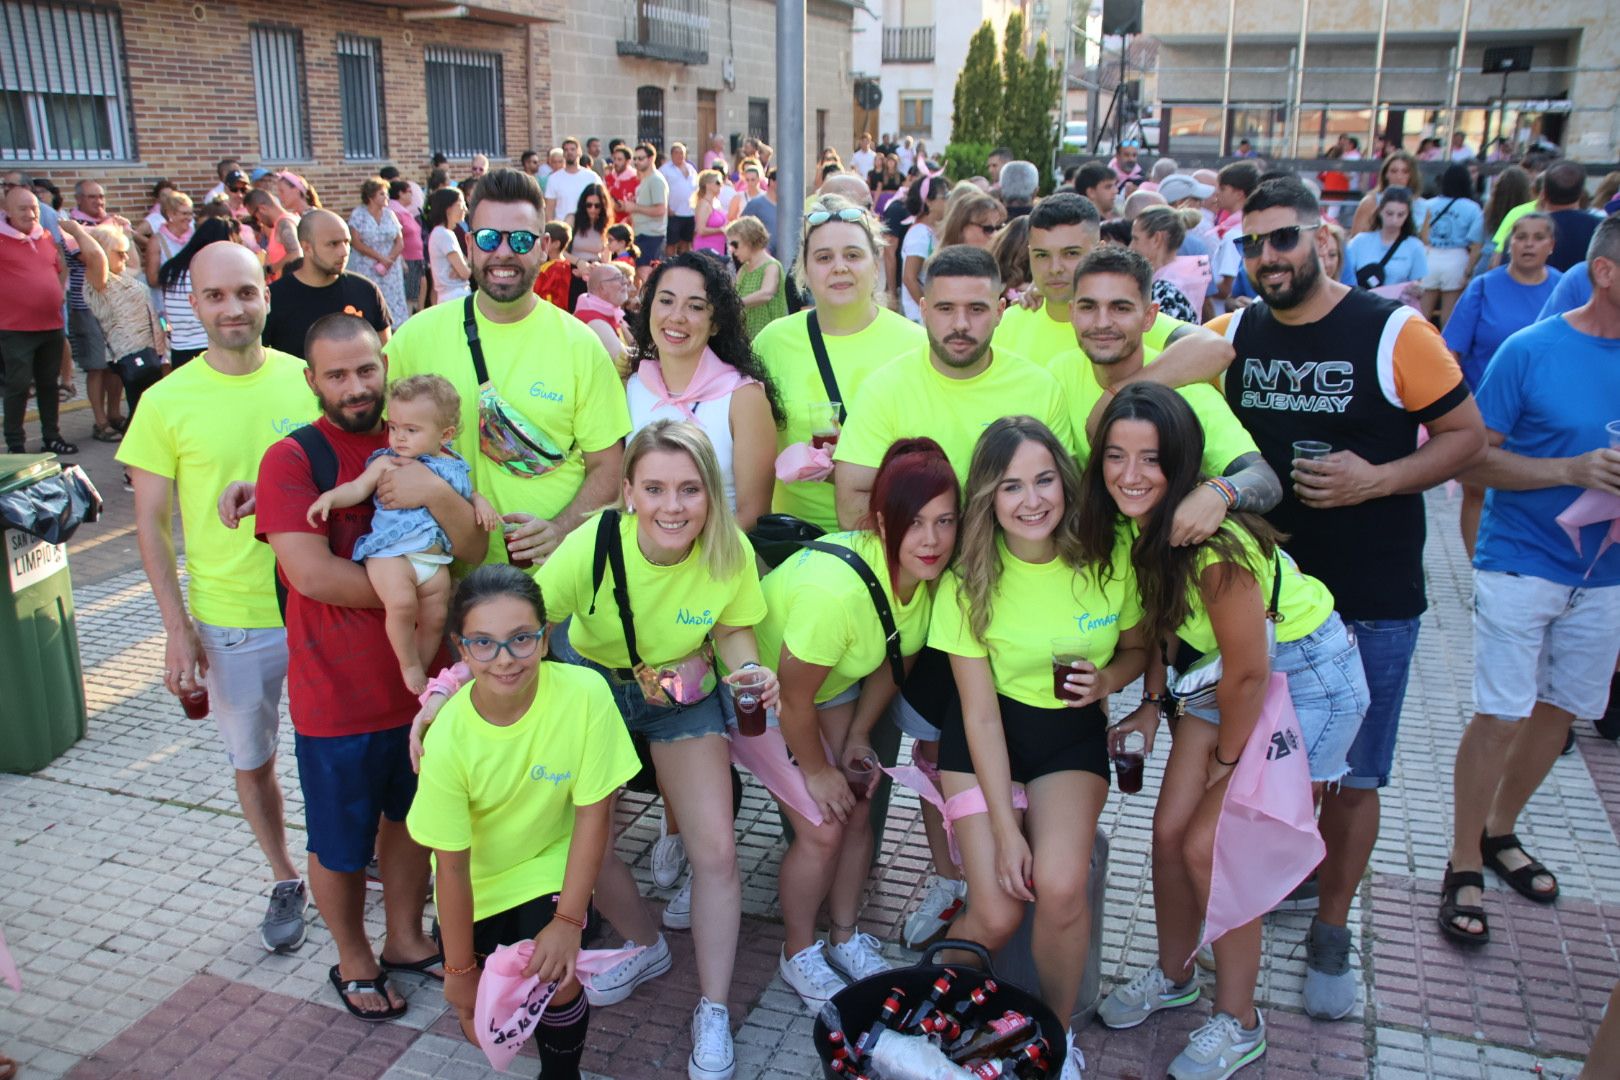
[1141,177,1485,1024]
[833,244,1071,526]
[117,241,318,954]
[385,169,628,567]
[545,137,604,224]
[254,313,484,1019]
[261,210,390,358]
[1059,246,1279,545]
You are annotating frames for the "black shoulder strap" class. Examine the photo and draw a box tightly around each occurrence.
[1267,547,1284,622]
[463,294,491,385]
[801,539,904,686]
[588,509,641,667]
[805,311,845,424]
[275,423,340,621]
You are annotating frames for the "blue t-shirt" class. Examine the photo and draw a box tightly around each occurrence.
[744,194,778,258]
[1539,262,1592,321]
[1548,209,1601,273]
[1473,316,1620,587]
[1441,266,1562,390]
[1345,231,1428,287]
[1418,197,1485,250]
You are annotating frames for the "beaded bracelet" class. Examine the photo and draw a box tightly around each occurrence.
[1202,476,1238,508]
[443,960,478,977]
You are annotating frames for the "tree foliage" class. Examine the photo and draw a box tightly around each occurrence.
[946,14,1062,189]
[951,22,1002,145]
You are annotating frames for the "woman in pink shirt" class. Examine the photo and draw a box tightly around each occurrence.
[389,179,426,313]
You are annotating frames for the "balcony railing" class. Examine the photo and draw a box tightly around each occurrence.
[883,25,934,63]
[618,0,709,65]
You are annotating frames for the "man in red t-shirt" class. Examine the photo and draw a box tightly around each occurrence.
[253,313,489,1019]
[603,144,640,219]
[0,185,74,454]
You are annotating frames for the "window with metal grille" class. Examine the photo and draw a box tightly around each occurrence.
[0,0,134,162]
[250,24,310,161]
[747,98,769,144]
[338,34,385,161]
[425,46,503,158]
[636,86,664,151]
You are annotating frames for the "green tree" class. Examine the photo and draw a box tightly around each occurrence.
[951,22,1001,145]
[995,12,1061,186]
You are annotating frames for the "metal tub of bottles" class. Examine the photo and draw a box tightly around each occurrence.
[813,940,1064,1079]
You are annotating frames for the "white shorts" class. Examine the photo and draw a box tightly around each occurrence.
[1473,570,1620,721]
[195,622,289,770]
[1421,246,1471,291]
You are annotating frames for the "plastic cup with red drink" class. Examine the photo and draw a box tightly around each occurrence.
[731,667,770,736]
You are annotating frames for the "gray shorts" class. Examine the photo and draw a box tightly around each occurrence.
[1473,570,1620,721]
[67,306,110,372]
[196,622,289,771]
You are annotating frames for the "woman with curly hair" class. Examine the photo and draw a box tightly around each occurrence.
[628,251,784,533]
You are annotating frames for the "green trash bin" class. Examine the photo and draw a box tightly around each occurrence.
[0,454,88,773]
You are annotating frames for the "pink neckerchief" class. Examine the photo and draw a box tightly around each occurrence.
[574,292,624,329]
[0,215,46,248]
[636,346,756,422]
[160,222,193,247]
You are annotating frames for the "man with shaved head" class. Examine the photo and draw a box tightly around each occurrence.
[261,209,389,358]
[118,239,319,954]
[0,184,74,453]
[575,260,634,375]
[818,171,872,211]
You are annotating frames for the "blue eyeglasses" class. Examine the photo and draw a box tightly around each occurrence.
[458,630,544,662]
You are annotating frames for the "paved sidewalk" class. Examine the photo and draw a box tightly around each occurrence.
[0,491,1605,1079]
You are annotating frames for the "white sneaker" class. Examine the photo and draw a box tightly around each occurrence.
[1060,1029,1086,1080]
[583,933,672,1006]
[663,875,693,930]
[902,874,966,949]
[652,821,688,890]
[778,941,846,1010]
[688,996,735,1080]
[826,931,892,983]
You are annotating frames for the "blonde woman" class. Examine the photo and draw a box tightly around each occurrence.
[692,169,729,257]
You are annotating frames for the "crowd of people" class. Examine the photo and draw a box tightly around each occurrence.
[0,124,1618,1080]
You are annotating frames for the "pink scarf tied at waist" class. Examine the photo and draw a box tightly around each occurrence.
[635,346,756,423]
[1558,490,1620,577]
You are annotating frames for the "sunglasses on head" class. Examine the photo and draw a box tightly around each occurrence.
[806,206,867,227]
[471,227,539,255]
[1239,223,1321,258]
[973,220,1004,234]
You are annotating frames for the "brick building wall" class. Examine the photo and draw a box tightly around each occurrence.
[19,0,554,218]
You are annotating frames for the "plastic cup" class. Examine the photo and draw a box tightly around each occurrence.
[840,744,877,793]
[1292,440,1333,462]
[503,522,535,570]
[731,667,769,737]
[1607,420,1620,449]
[1051,638,1085,703]
[181,686,210,719]
[810,401,841,451]
[1112,730,1146,794]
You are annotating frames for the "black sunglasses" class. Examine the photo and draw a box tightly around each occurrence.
[471,228,539,255]
[1240,223,1320,258]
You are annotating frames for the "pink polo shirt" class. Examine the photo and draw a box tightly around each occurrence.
[0,230,64,332]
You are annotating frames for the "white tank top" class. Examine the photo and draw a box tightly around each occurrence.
[626,377,739,512]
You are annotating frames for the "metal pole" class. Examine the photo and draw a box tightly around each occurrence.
[1116,34,1128,148]
[1367,0,1389,154]
[1288,0,1310,160]
[776,0,805,275]
[1446,0,1473,141]
[1218,0,1235,156]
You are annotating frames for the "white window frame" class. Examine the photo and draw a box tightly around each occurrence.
[0,0,134,163]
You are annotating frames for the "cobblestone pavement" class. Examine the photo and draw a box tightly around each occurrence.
[0,484,1606,1079]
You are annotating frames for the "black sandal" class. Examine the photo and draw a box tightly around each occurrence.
[1438,863,1490,945]
[1481,830,1559,903]
[328,964,407,1022]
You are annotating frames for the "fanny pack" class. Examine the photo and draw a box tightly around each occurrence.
[590,509,716,707]
[1167,548,1284,712]
[464,295,569,478]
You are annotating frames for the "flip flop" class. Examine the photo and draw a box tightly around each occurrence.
[328,964,407,1022]
[381,951,445,982]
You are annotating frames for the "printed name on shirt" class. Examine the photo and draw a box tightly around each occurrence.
[1075,611,1119,634]
[530,764,573,786]
[676,607,715,627]
[1238,357,1354,414]
[529,381,566,402]
[272,417,309,435]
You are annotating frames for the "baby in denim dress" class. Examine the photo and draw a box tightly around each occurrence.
[308,375,499,692]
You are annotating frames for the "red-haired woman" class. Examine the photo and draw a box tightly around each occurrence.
[741,439,961,1009]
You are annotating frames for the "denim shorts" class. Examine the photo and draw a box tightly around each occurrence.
[294,726,416,874]
[195,622,288,771]
[1474,570,1620,721]
[549,618,727,743]
[1183,614,1370,784]
[1341,616,1421,789]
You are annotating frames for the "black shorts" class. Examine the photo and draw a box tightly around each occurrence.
[899,647,959,735]
[938,693,1111,785]
[667,216,695,245]
[462,892,604,964]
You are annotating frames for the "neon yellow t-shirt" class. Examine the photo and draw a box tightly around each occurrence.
[993,303,1185,366]
[1176,524,1336,653]
[1491,200,1539,249]
[834,346,1073,483]
[406,663,641,920]
[537,511,767,670]
[754,309,925,531]
[116,348,315,628]
[383,298,630,562]
[929,530,1142,708]
[753,531,931,704]
[1040,348,1258,473]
